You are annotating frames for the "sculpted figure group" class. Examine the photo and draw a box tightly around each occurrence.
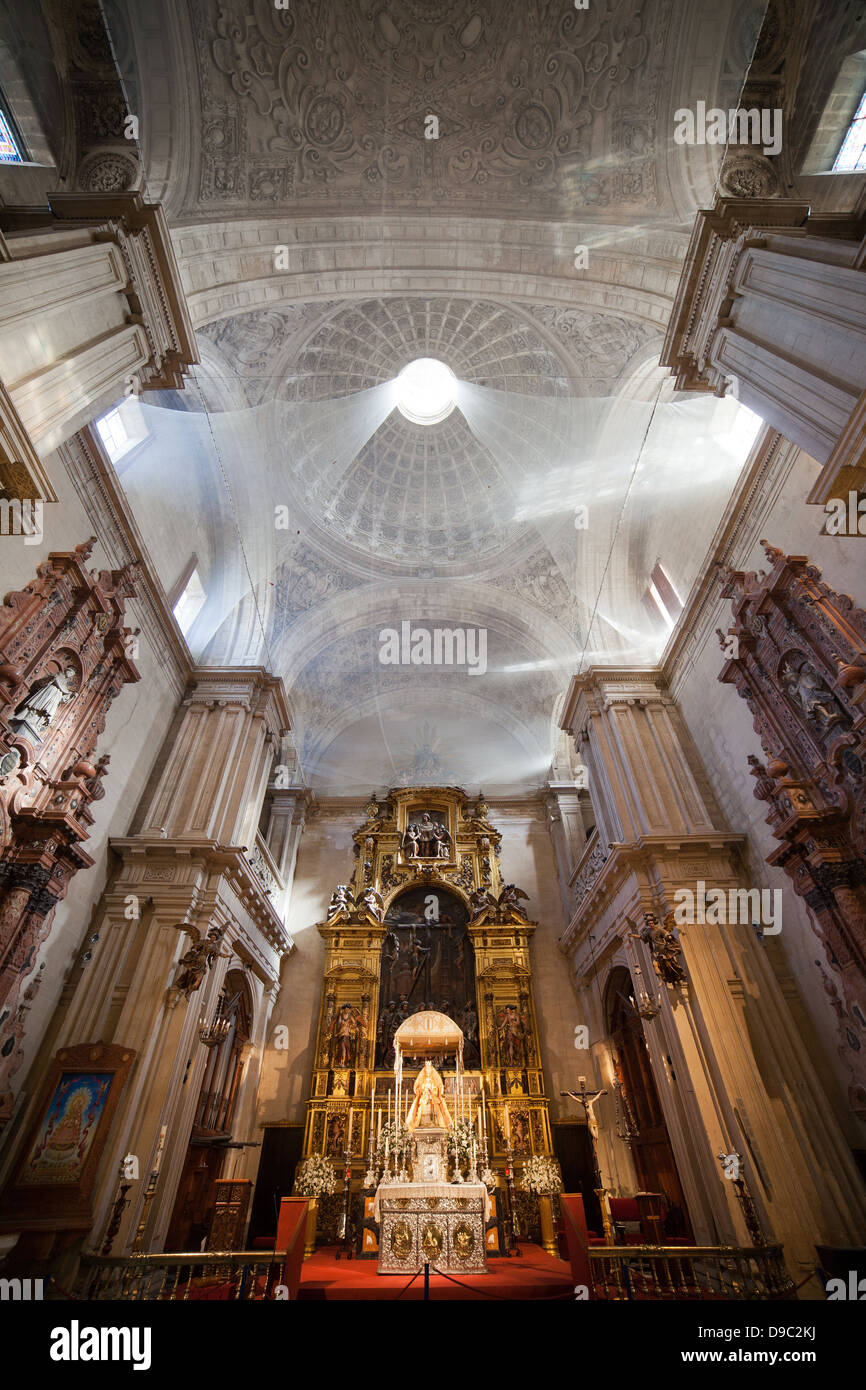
[402,811,451,859]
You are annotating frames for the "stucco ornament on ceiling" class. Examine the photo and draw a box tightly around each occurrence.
[196,0,658,212]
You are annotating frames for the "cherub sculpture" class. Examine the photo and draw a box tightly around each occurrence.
[496,883,530,918]
[328,885,352,919]
[469,887,493,921]
[358,887,384,920]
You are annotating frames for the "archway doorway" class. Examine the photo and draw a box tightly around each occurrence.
[606,967,692,1240]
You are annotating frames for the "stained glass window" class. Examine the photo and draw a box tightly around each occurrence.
[832,90,866,172]
[0,105,23,163]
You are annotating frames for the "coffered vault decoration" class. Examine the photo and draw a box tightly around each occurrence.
[95,2,766,798]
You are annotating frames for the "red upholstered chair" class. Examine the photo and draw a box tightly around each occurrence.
[608,1195,668,1244]
[608,1196,642,1244]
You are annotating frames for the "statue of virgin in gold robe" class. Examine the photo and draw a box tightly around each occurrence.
[406,1059,453,1131]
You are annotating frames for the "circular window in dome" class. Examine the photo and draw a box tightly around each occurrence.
[396,357,457,425]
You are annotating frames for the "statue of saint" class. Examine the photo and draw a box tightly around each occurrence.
[782,660,845,732]
[406,1059,453,1132]
[11,666,77,740]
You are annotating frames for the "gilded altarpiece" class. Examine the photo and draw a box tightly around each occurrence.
[718,541,866,1115]
[0,539,139,1125]
[302,788,552,1239]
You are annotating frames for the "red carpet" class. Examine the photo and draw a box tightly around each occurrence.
[298,1243,573,1300]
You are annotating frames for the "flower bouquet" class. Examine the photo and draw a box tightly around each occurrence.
[520,1153,563,1195]
[447,1119,477,1181]
[293,1153,337,1197]
[376,1119,411,1177]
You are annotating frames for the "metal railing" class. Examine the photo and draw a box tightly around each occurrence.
[588,1243,795,1300]
[76,1251,288,1301]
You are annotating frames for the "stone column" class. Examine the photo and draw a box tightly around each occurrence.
[4,666,295,1256]
[264,786,314,923]
[544,779,588,922]
[0,191,197,500]
[661,197,866,505]
[560,667,866,1285]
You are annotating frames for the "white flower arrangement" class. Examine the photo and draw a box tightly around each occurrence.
[446,1119,476,1160]
[521,1154,563,1195]
[375,1120,411,1160]
[480,1167,498,1190]
[294,1153,338,1197]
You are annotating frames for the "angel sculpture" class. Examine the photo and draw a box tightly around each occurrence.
[174,925,232,996]
[496,883,530,918]
[357,886,384,920]
[629,913,687,987]
[469,887,494,921]
[328,885,352,919]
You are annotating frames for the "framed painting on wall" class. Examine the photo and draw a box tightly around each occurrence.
[0,1041,135,1231]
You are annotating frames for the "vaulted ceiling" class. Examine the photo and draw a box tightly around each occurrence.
[105,0,767,795]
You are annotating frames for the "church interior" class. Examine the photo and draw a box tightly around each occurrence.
[0,0,866,1318]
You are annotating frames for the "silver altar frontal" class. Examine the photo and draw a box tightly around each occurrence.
[373,1180,490,1274]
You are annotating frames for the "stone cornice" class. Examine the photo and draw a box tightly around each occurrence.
[559,666,666,735]
[109,836,293,960]
[183,665,292,739]
[45,192,199,389]
[558,832,748,954]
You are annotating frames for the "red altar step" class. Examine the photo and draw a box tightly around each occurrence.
[297,1243,573,1301]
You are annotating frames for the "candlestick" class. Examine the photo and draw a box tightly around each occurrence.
[348,1107,354,1148]
[505,1106,511,1146]
[377,1107,382,1140]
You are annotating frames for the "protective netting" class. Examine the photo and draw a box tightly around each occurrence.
[112,375,760,793]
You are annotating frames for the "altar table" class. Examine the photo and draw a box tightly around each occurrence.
[373,1181,490,1275]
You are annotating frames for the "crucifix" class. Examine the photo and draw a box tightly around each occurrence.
[560,1077,615,1244]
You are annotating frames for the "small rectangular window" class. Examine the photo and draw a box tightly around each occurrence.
[832,90,866,172]
[173,568,206,637]
[0,103,24,164]
[650,561,683,624]
[95,400,148,464]
[643,561,683,633]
